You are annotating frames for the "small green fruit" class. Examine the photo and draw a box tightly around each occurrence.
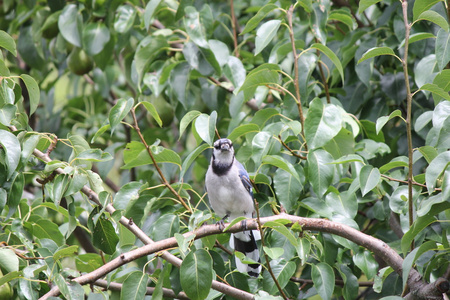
[67,48,94,76]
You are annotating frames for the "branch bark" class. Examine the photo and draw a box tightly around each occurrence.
[39,213,449,300]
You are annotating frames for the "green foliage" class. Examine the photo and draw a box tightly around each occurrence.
[0,0,448,299]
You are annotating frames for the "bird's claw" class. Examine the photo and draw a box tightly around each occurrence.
[216,214,228,231]
[240,219,247,230]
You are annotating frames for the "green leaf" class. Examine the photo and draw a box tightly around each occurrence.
[113,181,143,211]
[425,151,450,194]
[0,129,21,180]
[120,271,149,300]
[262,260,296,294]
[432,69,450,103]
[359,165,381,196]
[311,262,335,300]
[435,29,450,70]
[418,146,438,164]
[194,111,217,146]
[151,214,180,241]
[114,5,136,33]
[402,241,437,289]
[180,143,210,179]
[53,245,79,262]
[251,107,280,129]
[358,0,382,14]
[415,10,449,32]
[398,32,436,49]
[0,104,17,126]
[0,249,19,273]
[354,249,378,280]
[307,149,335,198]
[58,4,82,47]
[82,22,111,56]
[109,98,134,134]
[227,124,260,141]
[400,199,448,255]
[238,64,280,101]
[184,6,208,48]
[328,10,356,30]
[20,74,40,116]
[296,238,311,265]
[358,47,401,64]
[93,215,119,255]
[413,0,441,21]
[0,30,17,56]
[180,249,213,300]
[379,159,409,174]
[273,167,304,212]
[224,57,246,91]
[322,128,355,159]
[170,62,191,108]
[264,220,298,247]
[241,3,279,35]
[32,219,65,246]
[76,149,113,162]
[144,0,163,30]
[255,20,281,55]
[7,173,24,219]
[374,267,394,293]
[50,174,69,207]
[139,101,162,127]
[179,110,202,139]
[375,110,403,134]
[122,142,182,169]
[135,36,169,87]
[263,246,284,260]
[262,155,301,183]
[304,98,342,149]
[310,43,345,82]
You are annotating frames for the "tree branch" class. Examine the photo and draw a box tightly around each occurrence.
[39,213,449,300]
[21,132,253,300]
[400,0,414,250]
[130,107,192,213]
[93,279,190,299]
[287,5,306,134]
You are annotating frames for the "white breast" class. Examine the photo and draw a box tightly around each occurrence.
[205,165,254,220]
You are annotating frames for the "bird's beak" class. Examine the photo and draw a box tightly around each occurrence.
[221,143,230,151]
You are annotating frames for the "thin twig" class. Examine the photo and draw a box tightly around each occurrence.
[130,107,192,213]
[400,0,414,251]
[278,135,307,159]
[229,0,240,58]
[290,277,374,287]
[286,5,306,138]
[94,279,190,299]
[254,202,289,300]
[381,174,442,191]
[316,50,331,104]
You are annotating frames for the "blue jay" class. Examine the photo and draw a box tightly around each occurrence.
[205,138,261,277]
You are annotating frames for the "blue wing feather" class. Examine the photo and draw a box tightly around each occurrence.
[235,160,253,198]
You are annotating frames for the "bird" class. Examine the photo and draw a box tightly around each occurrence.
[205,138,262,277]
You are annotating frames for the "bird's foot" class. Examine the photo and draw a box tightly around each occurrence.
[216,214,228,231]
[240,219,248,231]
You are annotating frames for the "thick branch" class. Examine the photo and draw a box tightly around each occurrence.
[26,144,253,300]
[39,213,448,299]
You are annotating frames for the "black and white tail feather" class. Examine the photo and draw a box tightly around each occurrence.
[205,138,262,277]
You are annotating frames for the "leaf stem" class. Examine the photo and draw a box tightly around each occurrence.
[287,5,306,140]
[254,201,289,300]
[130,107,192,213]
[400,0,414,250]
